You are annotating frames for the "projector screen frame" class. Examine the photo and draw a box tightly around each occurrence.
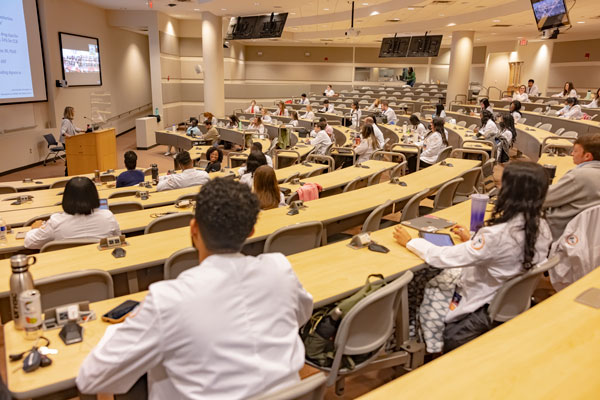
[58,31,103,87]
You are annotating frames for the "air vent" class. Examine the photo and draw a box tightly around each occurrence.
[176,0,191,2]
[430,1,454,4]
[492,24,512,27]
[385,19,401,23]
[320,39,334,42]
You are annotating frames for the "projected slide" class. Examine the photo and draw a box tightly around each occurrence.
[59,32,102,86]
[532,0,566,20]
[0,0,34,100]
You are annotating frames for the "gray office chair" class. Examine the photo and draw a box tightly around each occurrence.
[0,186,17,194]
[42,134,66,165]
[49,179,70,189]
[489,256,560,323]
[144,212,193,234]
[538,123,553,132]
[283,172,301,184]
[560,130,578,139]
[370,151,406,164]
[361,200,393,233]
[450,148,489,164]
[431,177,464,212]
[249,373,327,400]
[534,122,542,128]
[164,247,199,280]
[367,169,387,186]
[400,188,431,222]
[108,189,141,199]
[457,120,467,127]
[35,269,114,311]
[23,213,54,227]
[342,176,367,193]
[467,123,478,131]
[109,201,144,214]
[435,146,453,163]
[40,238,99,253]
[100,174,117,183]
[554,127,565,136]
[390,161,408,178]
[302,168,324,179]
[391,144,421,171]
[517,118,527,124]
[480,158,497,194]
[533,107,544,113]
[305,155,335,174]
[263,221,323,256]
[308,271,415,395]
[453,167,483,204]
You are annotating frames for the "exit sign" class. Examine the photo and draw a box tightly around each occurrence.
[519,39,528,46]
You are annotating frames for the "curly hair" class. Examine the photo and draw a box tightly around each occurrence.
[194,178,260,252]
[486,161,548,269]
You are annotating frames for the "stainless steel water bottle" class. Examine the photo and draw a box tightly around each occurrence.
[9,255,36,330]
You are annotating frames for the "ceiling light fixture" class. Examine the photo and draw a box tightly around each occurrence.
[493,19,500,22]
[362,2,369,5]
[370,11,379,16]
[577,21,585,24]
[323,8,329,10]
[408,7,414,10]
[447,22,456,26]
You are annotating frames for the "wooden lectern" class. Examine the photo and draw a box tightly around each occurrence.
[65,128,117,175]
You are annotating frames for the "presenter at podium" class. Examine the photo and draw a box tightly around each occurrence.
[61,106,86,176]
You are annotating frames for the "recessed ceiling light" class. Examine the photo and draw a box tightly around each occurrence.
[407,7,415,10]
[493,19,500,22]
[439,13,444,16]
[290,12,296,15]
[370,11,379,16]
[323,8,329,10]
[221,8,227,11]
[577,21,585,24]
[193,8,200,11]
[362,2,369,5]
[447,22,456,26]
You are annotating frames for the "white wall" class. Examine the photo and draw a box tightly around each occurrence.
[516,42,554,96]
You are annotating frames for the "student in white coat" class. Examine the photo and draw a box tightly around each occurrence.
[260,108,273,123]
[239,150,268,188]
[238,142,273,176]
[319,99,335,114]
[419,117,449,168]
[156,151,209,192]
[583,88,600,108]
[496,113,518,163]
[364,117,385,149]
[307,121,332,155]
[474,110,499,140]
[509,100,522,122]
[479,98,493,114]
[349,101,362,129]
[526,79,539,97]
[552,82,578,98]
[409,114,428,141]
[354,125,377,164]
[299,93,310,105]
[512,85,529,102]
[557,97,584,120]
[433,103,447,119]
[381,101,397,124]
[244,99,261,114]
[393,161,552,353]
[248,116,266,135]
[301,104,315,121]
[77,178,313,399]
[24,177,120,249]
[324,84,335,97]
[289,111,300,127]
[275,101,289,117]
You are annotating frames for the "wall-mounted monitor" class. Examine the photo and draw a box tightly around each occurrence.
[379,37,411,58]
[59,32,102,87]
[530,0,570,31]
[225,13,288,40]
[407,35,443,57]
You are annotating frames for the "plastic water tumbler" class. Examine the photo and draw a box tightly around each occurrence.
[470,194,489,233]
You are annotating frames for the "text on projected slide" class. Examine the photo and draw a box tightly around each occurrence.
[0,0,34,100]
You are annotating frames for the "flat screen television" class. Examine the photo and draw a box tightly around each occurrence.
[530,0,570,31]
[59,32,102,86]
[407,35,443,57]
[225,13,288,40]
[379,37,411,58]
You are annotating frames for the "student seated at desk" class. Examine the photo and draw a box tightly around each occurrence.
[433,103,446,119]
[301,105,315,121]
[239,142,273,177]
[393,161,552,353]
[496,114,517,163]
[544,134,600,240]
[350,101,362,129]
[116,151,145,188]
[552,81,577,98]
[509,100,522,121]
[299,93,310,105]
[245,99,261,114]
[311,117,334,138]
[324,84,335,97]
[419,117,448,169]
[364,116,385,149]
[556,97,584,120]
[24,177,120,249]
[226,114,240,129]
[354,125,377,163]
[186,117,201,137]
[240,151,268,188]
[260,108,273,124]
[367,98,381,111]
[512,85,529,103]
[526,79,539,97]
[479,98,493,113]
[474,110,499,140]
[254,165,286,209]
[76,178,313,399]
[583,88,600,108]
[248,116,266,135]
[409,114,428,141]
[289,111,300,127]
[306,121,332,155]
[319,99,335,114]
[200,119,220,145]
[205,147,223,173]
[382,101,397,124]
[156,151,209,192]
[275,101,289,117]
[203,112,218,126]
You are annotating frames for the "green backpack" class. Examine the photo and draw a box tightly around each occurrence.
[300,274,386,369]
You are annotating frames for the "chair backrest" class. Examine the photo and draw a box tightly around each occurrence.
[108,189,140,199]
[43,133,59,147]
[450,148,489,164]
[435,146,453,163]
[23,213,54,227]
[342,176,366,193]
[362,200,393,233]
[0,186,17,194]
[560,130,578,139]
[390,161,407,178]
[306,154,335,173]
[400,188,431,222]
[488,256,560,322]
[538,123,553,132]
[164,247,199,280]
[144,212,193,234]
[534,121,542,128]
[457,120,467,127]
[456,167,483,197]
[328,271,413,386]
[49,179,70,189]
[35,269,114,311]
[40,238,99,253]
[283,172,301,184]
[263,221,323,256]
[554,127,565,135]
[517,118,527,124]
[100,174,116,183]
[109,201,144,214]
[433,178,464,211]
[467,123,478,131]
[367,169,387,186]
[533,107,543,113]
[248,372,327,400]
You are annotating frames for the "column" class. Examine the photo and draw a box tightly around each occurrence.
[147,17,164,127]
[446,31,474,108]
[202,12,225,117]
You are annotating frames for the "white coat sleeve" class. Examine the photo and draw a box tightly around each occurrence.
[156,176,174,192]
[23,216,58,249]
[76,292,163,394]
[354,139,369,156]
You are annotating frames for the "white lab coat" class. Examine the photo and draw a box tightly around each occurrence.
[156,168,209,192]
[319,104,335,113]
[420,131,445,165]
[382,107,397,124]
[372,124,385,149]
[289,119,299,127]
[310,130,332,155]
[557,104,584,120]
[60,118,84,144]
[526,84,539,96]
[24,209,120,249]
[355,136,376,164]
[479,119,499,140]
[350,109,362,129]
[249,123,266,135]
[299,98,310,105]
[553,89,578,98]
[186,126,201,136]
[76,253,313,400]
[275,108,289,117]
[584,98,599,108]
[512,93,529,102]
[512,111,522,122]
[324,89,335,97]
[238,155,273,176]
[407,215,552,322]
[301,111,315,120]
[245,105,261,113]
[240,173,254,188]
[261,114,273,123]
[412,123,427,140]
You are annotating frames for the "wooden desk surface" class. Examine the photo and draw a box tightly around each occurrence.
[280,160,395,192]
[358,264,600,400]
[538,153,576,184]
[0,159,479,298]
[277,143,315,159]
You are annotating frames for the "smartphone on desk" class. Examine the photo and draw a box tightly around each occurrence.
[102,300,140,323]
[99,198,108,210]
